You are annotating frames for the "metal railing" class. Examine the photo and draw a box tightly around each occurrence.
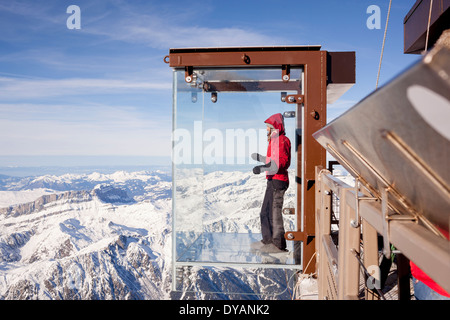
[314,166,450,300]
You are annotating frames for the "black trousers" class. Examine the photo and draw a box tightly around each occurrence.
[260,179,288,250]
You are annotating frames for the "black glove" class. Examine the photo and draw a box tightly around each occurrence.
[253,166,262,174]
[251,153,266,163]
[252,160,278,175]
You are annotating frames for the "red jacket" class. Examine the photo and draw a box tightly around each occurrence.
[264,113,291,183]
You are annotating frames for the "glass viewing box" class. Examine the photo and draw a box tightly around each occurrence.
[172,66,302,294]
[167,46,355,295]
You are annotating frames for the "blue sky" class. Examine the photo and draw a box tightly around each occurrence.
[0,0,420,167]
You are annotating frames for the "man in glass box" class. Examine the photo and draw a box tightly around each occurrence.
[251,113,291,253]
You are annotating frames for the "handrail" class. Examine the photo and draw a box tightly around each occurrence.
[315,165,450,300]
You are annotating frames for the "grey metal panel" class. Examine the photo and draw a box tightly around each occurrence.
[313,47,450,235]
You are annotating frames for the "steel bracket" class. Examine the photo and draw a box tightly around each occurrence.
[350,177,378,228]
[282,208,295,215]
[285,94,304,104]
[282,64,290,82]
[285,231,315,244]
[381,187,417,258]
[185,66,193,83]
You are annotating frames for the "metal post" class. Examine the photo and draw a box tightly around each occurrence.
[315,166,323,297]
[300,51,327,274]
[337,189,361,299]
[362,219,381,300]
[315,166,332,299]
[396,253,411,300]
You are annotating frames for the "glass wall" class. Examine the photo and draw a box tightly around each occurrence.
[172,67,303,293]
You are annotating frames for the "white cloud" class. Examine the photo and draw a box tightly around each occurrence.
[0,76,171,100]
[82,2,288,49]
[0,119,170,156]
[0,0,286,49]
[104,23,285,49]
[0,102,171,156]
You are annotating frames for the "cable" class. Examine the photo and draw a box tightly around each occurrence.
[424,0,434,53]
[291,251,318,300]
[376,0,393,90]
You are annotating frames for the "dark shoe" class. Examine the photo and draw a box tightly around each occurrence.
[260,243,287,254]
[250,240,265,250]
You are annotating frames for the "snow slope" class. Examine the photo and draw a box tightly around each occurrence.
[0,189,63,208]
[0,171,172,299]
[0,169,305,300]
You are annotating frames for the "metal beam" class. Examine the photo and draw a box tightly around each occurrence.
[404,0,450,54]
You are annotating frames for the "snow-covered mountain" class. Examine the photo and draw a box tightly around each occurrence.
[0,169,302,300]
[0,170,172,299]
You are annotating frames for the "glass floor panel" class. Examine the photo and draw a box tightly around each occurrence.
[176,232,301,268]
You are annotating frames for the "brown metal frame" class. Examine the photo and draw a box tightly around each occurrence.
[404,0,450,54]
[167,46,354,274]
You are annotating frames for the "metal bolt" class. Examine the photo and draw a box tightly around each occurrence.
[185,76,192,83]
[282,74,290,81]
[211,92,218,103]
[310,110,320,120]
[287,96,295,103]
[350,220,360,228]
[242,54,251,64]
[287,233,295,240]
[283,111,295,118]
